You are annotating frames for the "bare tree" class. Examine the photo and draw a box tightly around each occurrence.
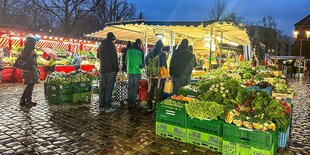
[31,0,100,35]
[207,0,243,23]
[0,0,21,24]
[92,0,136,25]
[260,15,278,52]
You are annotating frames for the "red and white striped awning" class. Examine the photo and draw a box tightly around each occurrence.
[0,37,8,48]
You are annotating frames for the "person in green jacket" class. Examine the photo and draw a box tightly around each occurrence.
[126,39,143,109]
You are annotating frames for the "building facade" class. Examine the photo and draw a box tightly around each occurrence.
[292,15,310,59]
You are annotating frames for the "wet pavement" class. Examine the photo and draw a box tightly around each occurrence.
[0,78,309,155]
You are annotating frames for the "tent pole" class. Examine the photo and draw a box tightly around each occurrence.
[170,31,174,56]
[209,27,213,71]
[220,31,223,68]
[144,32,148,56]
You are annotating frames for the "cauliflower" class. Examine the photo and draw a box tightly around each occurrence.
[220,87,225,90]
[225,90,229,93]
[222,94,226,98]
[216,84,220,88]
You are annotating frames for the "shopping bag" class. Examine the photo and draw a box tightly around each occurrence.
[13,56,30,72]
[163,78,173,94]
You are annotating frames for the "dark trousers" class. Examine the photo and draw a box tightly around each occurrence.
[128,74,140,106]
[99,72,116,109]
[173,77,189,95]
[74,65,80,71]
[147,78,163,109]
[21,84,35,102]
[292,67,297,78]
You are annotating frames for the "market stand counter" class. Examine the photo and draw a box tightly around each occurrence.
[55,65,95,73]
[1,66,47,82]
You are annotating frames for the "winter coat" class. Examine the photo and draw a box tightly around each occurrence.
[21,50,39,85]
[97,39,119,73]
[145,40,167,68]
[170,40,195,78]
[126,48,143,74]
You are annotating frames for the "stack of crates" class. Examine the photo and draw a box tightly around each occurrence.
[222,123,278,155]
[187,118,224,152]
[278,98,293,148]
[72,82,92,103]
[155,100,187,142]
[46,84,73,104]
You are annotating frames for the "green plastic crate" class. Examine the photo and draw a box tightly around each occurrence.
[49,84,72,95]
[44,83,49,96]
[187,129,223,152]
[47,94,72,104]
[73,82,92,93]
[223,123,277,150]
[187,118,224,137]
[222,140,275,155]
[156,122,187,143]
[155,100,187,128]
[73,92,92,103]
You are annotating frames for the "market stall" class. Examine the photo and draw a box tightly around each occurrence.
[0,27,125,82]
[155,62,293,155]
[85,20,251,71]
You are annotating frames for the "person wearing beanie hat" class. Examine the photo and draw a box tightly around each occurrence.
[97,32,119,113]
[144,40,167,113]
[20,37,40,107]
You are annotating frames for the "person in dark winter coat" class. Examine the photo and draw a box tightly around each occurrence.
[170,39,195,94]
[120,41,133,72]
[20,37,40,107]
[188,45,197,68]
[97,32,119,113]
[144,40,167,113]
[135,39,145,68]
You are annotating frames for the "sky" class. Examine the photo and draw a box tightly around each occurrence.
[128,0,310,36]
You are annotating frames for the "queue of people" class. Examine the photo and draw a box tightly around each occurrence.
[96,32,197,113]
[15,33,197,112]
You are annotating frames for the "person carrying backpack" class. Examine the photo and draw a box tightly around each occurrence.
[170,39,195,95]
[145,40,167,113]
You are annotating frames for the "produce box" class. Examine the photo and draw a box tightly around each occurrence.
[156,122,187,143]
[187,118,224,137]
[187,129,223,152]
[222,140,275,155]
[156,100,187,128]
[278,124,290,148]
[73,92,92,103]
[272,92,293,99]
[223,123,278,151]
[178,88,201,97]
[246,86,272,95]
[47,94,72,104]
[73,82,92,93]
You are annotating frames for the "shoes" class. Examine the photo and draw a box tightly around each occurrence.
[27,101,37,106]
[144,108,155,115]
[20,100,37,107]
[104,108,116,113]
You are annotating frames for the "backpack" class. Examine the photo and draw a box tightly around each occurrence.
[147,52,162,77]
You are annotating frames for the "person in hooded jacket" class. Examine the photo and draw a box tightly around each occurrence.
[20,37,40,107]
[73,52,81,71]
[97,32,119,113]
[120,41,133,72]
[135,39,145,68]
[170,39,195,95]
[145,40,167,113]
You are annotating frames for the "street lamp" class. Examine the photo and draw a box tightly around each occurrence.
[293,30,310,79]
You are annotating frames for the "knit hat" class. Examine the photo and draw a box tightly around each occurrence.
[107,32,116,41]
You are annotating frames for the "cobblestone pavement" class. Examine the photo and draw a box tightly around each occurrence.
[0,79,309,155]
